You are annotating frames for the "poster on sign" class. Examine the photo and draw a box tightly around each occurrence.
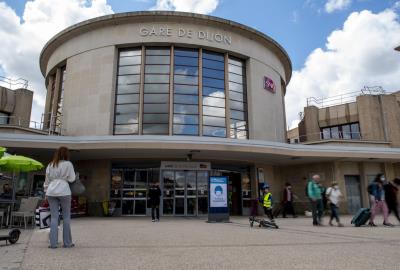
[210,176,228,208]
[263,76,275,93]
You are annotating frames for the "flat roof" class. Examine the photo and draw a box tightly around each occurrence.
[39,11,292,83]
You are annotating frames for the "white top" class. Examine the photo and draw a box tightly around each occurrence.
[326,187,342,205]
[44,160,76,197]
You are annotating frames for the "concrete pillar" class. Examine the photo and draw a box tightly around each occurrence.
[10,89,33,128]
[380,94,400,147]
[357,95,385,141]
[303,106,320,141]
[358,162,369,208]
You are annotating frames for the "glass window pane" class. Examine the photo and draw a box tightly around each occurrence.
[145,65,170,74]
[229,82,243,92]
[143,124,169,134]
[146,48,170,55]
[146,55,170,64]
[143,114,169,124]
[203,96,225,107]
[351,123,360,139]
[230,119,247,129]
[119,56,141,66]
[203,87,225,98]
[331,126,339,139]
[115,114,138,124]
[145,74,169,83]
[228,64,243,75]
[174,85,198,95]
[230,110,245,120]
[173,115,198,125]
[229,73,244,84]
[114,124,138,134]
[119,65,141,75]
[203,106,225,117]
[143,104,169,113]
[342,124,351,139]
[203,77,224,89]
[117,84,140,94]
[203,68,225,79]
[174,66,198,76]
[173,125,199,135]
[230,100,245,111]
[229,90,245,101]
[228,57,243,66]
[118,75,141,85]
[203,126,226,137]
[117,94,140,104]
[174,94,198,104]
[203,51,224,62]
[174,56,198,66]
[144,94,169,103]
[174,104,198,114]
[144,84,169,93]
[230,129,247,139]
[203,116,226,127]
[175,49,198,57]
[322,128,331,139]
[116,104,139,114]
[120,50,141,57]
[174,75,198,85]
[203,59,224,70]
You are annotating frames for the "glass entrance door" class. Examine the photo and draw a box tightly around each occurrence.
[161,170,209,216]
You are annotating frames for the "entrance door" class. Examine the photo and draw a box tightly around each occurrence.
[345,175,362,214]
[162,170,208,216]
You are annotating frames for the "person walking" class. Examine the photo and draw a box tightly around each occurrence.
[43,146,76,248]
[282,182,297,218]
[368,174,393,227]
[326,181,343,227]
[148,183,161,222]
[307,174,323,226]
[384,178,400,223]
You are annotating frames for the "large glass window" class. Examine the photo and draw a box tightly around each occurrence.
[114,48,142,135]
[228,57,248,139]
[321,122,361,140]
[202,50,226,137]
[173,48,199,135]
[143,47,171,135]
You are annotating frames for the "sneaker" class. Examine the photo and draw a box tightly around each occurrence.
[368,222,377,227]
[152,219,155,222]
[383,222,394,227]
[329,221,333,226]
[63,244,75,248]
[156,219,160,222]
[48,245,57,249]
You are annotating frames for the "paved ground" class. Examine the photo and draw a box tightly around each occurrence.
[1,215,399,270]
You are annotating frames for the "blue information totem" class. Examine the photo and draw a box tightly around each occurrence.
[208,176,229,222]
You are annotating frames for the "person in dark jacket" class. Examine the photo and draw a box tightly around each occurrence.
[282,182,297,218]
[384,178,400,223]
[148,183,161,222]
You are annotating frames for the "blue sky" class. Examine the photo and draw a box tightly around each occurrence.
[1,0,399,128]
[4,0,396,70]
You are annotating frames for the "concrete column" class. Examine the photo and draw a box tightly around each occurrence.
[357,95,385,141]
[303,106,320,141]
[10,89,33,128]
[380,94,400,147]
[358,162,369,208]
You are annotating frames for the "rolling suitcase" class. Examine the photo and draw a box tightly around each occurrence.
[351,208,371,227]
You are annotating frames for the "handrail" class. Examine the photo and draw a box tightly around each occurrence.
[0,76,29,90]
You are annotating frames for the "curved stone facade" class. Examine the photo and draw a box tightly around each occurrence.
[40,11,292,142]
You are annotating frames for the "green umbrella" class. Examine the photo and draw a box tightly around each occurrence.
[0,155,44,172]
[0,147,6,158]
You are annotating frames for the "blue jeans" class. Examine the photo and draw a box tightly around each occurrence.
[329,203,340,223]
[48,195,73,247]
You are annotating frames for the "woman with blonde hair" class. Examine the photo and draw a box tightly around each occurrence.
[44,146,76,248]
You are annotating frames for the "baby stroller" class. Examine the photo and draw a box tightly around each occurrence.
[249,199,279,229]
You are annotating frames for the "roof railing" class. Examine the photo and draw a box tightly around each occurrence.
[0,76,29,90]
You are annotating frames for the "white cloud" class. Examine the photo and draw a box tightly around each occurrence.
[152,0,219,14]
[325,0,351,13]
[0,0,113,125]
[286,9,400,129]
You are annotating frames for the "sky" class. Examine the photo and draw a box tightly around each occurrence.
[1,0,400,129]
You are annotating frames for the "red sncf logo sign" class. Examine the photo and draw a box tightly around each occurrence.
[263,76,275,93]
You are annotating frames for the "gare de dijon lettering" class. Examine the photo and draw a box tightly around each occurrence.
[139,26,232,45]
